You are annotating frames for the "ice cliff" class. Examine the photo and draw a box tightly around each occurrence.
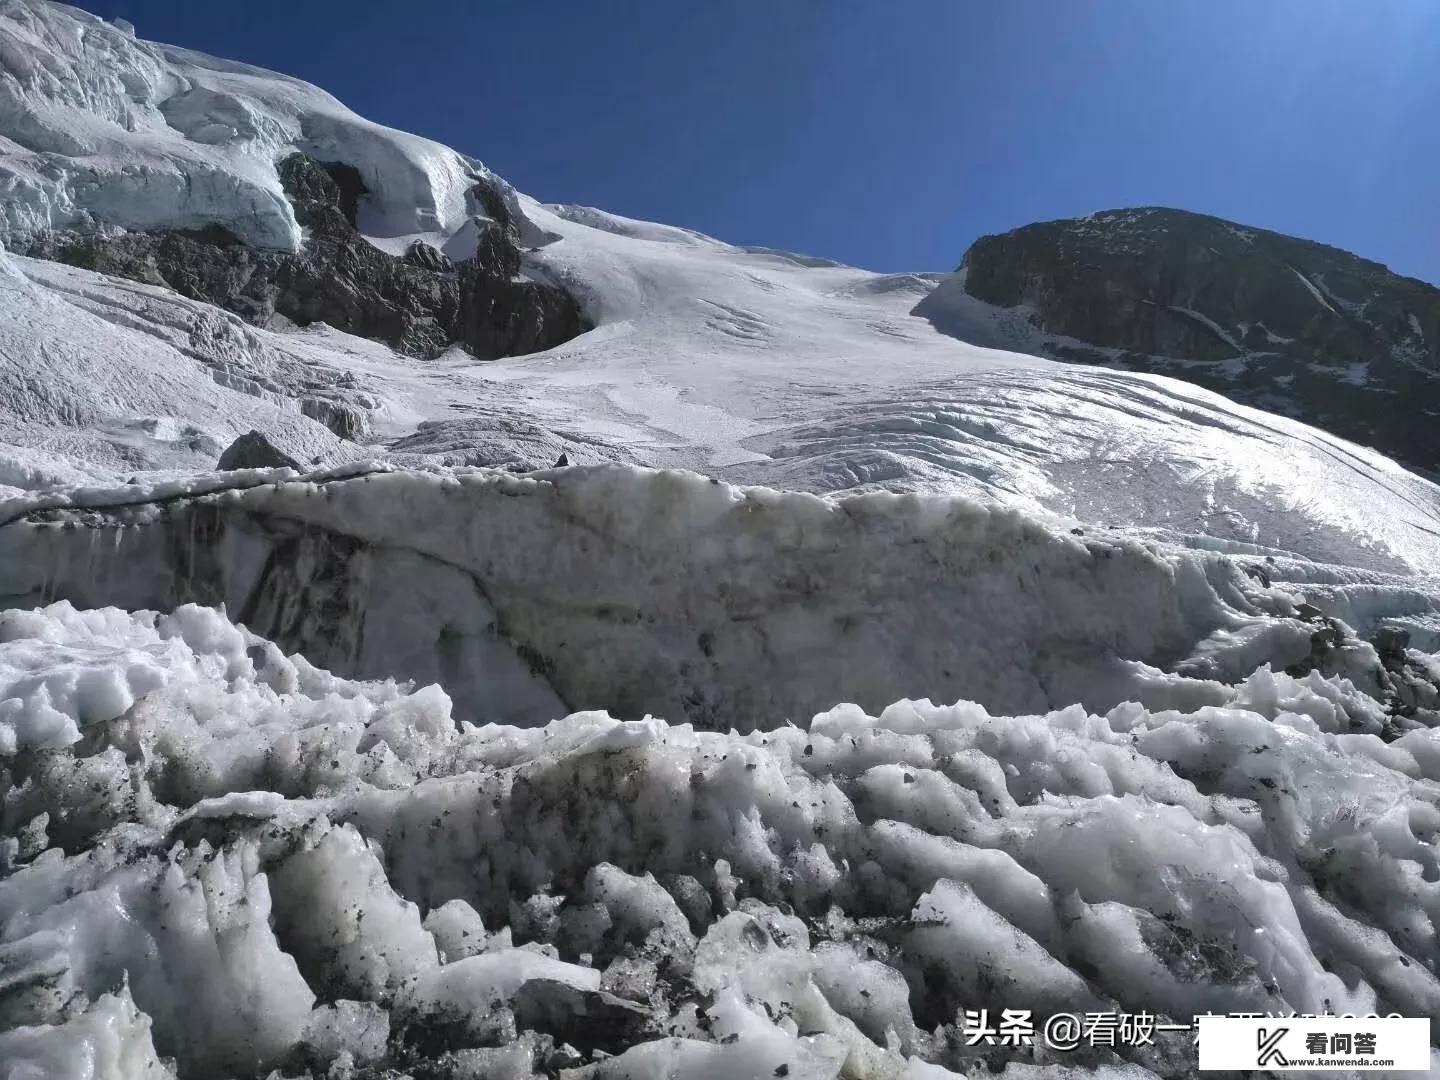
[0,1,518,251]
[2,465,1432,732]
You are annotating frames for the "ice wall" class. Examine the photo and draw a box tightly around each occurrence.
[0,464,1317,730]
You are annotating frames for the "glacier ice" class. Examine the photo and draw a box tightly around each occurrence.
[3,0,1440,586]
[6,463,1414,732]
[2,597,1439,1077]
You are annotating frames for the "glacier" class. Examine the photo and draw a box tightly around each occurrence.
[1,2,1439,1077]
[2,596,1439,1077]
[2,466,1438,1078]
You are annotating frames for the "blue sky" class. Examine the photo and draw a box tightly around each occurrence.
[77,1,1440,283]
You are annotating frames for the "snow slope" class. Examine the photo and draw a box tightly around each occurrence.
[6,199,1438,579]
[492,200,1440,578]
[0,242,370,484]
[2,1,1438,578]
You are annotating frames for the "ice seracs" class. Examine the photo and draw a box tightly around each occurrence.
[0,0,528,252]
[2,600,1439,1077]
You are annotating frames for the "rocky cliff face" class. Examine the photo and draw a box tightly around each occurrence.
[943,208,1440,473]
[16,154,590,361]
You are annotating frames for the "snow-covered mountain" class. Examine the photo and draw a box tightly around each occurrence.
[2,4,1439,1079]
[919,207,1440,475]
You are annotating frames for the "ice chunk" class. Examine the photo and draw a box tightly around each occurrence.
[270,822,439,1000]
[297,1000,390,1068]
[425,898,491,963]
[0,987,176,1080]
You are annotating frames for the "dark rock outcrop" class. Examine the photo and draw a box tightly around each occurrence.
[932,208,1440,472]
[217,430,303,471]
[16,154,590,361]
[1371,624,1440,727]
[403,238,452,274]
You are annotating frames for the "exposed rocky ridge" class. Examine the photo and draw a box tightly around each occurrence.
[935,207,1440,473]
[14,154,591,360]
